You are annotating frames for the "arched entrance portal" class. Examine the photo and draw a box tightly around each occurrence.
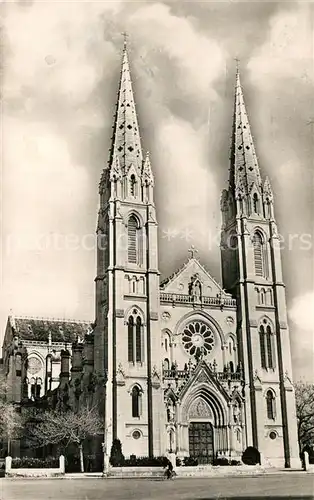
[189,421,214,464]
[187,397,215,464]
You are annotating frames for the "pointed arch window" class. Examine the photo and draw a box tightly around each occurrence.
[253,232,264,277]
[266,390,276,420]
[266,325,274,369]
[136,316,142,362]
[128,316,134,362]
[130,174,136,197]
[259,325,267,369]
[131,386,141,418]
[253,193,260,214]
[127,215,142,265]
[259,320,275,369]
[163,358,170,371]
[127,311,143,364]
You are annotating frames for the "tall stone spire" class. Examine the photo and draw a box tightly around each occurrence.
[108,39,143,174]
[229,70,262,197]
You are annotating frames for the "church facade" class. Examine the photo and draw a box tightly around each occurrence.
[1,43,300,468]
[93,44,299,468]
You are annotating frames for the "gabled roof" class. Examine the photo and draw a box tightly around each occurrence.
[160,257,231,298]
[160,258,190,289]
[177,360,231,402]
[9,316,93,343]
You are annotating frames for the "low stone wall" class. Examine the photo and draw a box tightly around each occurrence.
[304,452,314,473]
[107,466,165,478]
[107,464,267,478]
[176,465,267,477]
[5,455,65,477]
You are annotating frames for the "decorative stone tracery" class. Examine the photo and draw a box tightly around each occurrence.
[181,321,215,359]
[189,398,213,420]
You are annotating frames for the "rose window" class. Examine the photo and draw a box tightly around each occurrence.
[182,321,215,358]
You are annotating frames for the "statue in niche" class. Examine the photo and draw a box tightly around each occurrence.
[166,400,176,423]
[188,274,202,298]
[233,402,241,424]
[170,361,178,377]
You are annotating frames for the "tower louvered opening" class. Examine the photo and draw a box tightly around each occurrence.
[128,215,138,263]
[253,232,263,276]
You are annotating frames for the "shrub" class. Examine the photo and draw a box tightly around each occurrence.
[231,459,242,466]
[176,457,182,467]
[214,457,229,466]
[64,454,80,473]
[242,447,260,465]
[84,453,103,473]
[11,457,59,469]
[122,456,165,467]
[109,439,125,467]
[183,456,198,466]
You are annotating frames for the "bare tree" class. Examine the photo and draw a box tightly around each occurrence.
[0,375,22,454]
[295,381,314,450]
[29,406,103,472]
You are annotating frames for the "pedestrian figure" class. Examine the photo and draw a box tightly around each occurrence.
[163,457,174,479]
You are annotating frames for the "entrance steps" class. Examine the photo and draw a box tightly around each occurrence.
[175,464,270,477]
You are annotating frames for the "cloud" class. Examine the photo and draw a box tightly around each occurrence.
[1,1,313,381]
[156,116,217,233]
[1,0,226,336]
[3,2,121,103]
[248,4,313,88]
[129,3,225,97]
[289,291,314,337]
[289,291,314,380]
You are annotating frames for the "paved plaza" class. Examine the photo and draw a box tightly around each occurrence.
[1,474,314,500]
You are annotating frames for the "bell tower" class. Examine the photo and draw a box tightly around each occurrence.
[94,40,161,459]
[220,71,300,467]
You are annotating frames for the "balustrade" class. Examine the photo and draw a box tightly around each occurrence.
[159,292,236,307]
[163,368,243,382]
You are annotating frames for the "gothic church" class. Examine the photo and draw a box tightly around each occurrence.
[1,42,300,468]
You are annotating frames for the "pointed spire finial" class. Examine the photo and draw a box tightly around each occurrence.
[121,31,128,49]
[228,62,262,196]
[103,30,143,181]
[234,57,240,74]
[142,151,154,187]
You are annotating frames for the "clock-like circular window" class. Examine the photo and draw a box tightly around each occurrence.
[132,430,141,440]
[182,321,215,358]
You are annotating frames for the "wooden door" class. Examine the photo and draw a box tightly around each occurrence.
[189,422,214,464]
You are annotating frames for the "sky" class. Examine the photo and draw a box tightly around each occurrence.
[1,0,313,381]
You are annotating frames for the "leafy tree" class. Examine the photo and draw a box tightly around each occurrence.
[28,406,103,472]
[295,381,314,450]
[0,374,22,454]
[109,438,125,467]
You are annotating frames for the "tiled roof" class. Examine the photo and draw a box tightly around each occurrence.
[12,317,93,343]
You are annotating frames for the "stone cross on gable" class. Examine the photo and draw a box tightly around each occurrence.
[188,245,198,259]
